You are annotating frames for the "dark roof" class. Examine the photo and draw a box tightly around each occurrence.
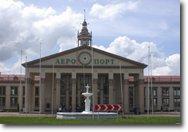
[22,45,147,68]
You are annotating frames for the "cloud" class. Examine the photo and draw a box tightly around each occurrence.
[0,0,83,74]
[164,53,180,75]
[0,0,179,75]
[0,63,9,74]
[94,36,180,75]
[90,1,140,19]
[152,66,171,75]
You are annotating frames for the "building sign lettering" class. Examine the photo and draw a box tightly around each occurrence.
[55,58,114,65]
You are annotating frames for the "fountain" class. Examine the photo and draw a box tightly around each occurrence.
[82,84,93,114]
[56,84,117,119]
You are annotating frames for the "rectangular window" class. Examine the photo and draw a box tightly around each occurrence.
[10,86,18,96]
[153,87,157,97]
[60,79,66,95]
[153,98,157,107]
[103,96,109,104]
[35,86,39,96]
[0,97,5,106]
[0,86,6,95]
[174,98,180,107]
[22,97,25,107]
[162,98,169,107]
[103,77,109,96]
[144,87,146,97]
[60,96,66,106]
[145,87,157,97]
[162,87,169,96]
[35,97,39,107]
[22,86,25,96]
[10,97,18,107]
[174,87,180,96]
[129,87,134,109]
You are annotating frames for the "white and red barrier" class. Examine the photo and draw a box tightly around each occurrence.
[94,104,122,112]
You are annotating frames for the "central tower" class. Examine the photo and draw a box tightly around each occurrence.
[77,18,92,47]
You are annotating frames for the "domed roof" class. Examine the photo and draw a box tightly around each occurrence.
[80,27,89,35]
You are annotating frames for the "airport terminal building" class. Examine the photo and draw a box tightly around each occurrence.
[0,20,181,114]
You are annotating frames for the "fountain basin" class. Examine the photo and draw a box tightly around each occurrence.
[82,93,93,96]
[56,84,118,120]
[56,112,118,119]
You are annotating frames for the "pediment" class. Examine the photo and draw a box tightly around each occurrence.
[23,46,147,68]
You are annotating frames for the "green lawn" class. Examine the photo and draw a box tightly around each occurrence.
[0,116,181,125]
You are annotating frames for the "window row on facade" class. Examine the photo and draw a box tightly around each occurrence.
[143,87,180,112]
[0,85,180,112]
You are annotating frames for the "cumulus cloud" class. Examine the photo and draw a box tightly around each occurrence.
[0,0,83,74]
[90,1,140,19]
[0,0,179,75]
[94,36,180,75]
[0,63,9,74]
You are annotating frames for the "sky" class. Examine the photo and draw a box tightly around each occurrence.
[0,0,180,75]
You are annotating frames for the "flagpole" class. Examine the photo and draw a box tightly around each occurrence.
[91,33,94,119]
[52,62,54,114]
[150,49,153,115]
[147,45,150,117]
[19,49,23,112]
[20,50,23,75]
[119,62,124,115]
[39,42,42,113]
[25,56,28,113]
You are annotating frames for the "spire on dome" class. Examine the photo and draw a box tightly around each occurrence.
[84,9,86,20]
[82,9,87,27]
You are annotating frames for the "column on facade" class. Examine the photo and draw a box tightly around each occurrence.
[30,75,35,112]
[77,76,81,107]
[25,78,32,113]
[108,73,114,104]
[18,81,23,111]
[51,73,57,113]
[65,76,70,110]
[25,71,33,113]
[71,73,76,112]
[99,76,104,104]
[138,77,145,114]
[123,73,129,113]
[56,73,61,110]
[5,85,10,109]
[144,81,148,112]
[92,73,98,106]
[157,86,162,111]
[169,86,174,111]
[39,72,45,113]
